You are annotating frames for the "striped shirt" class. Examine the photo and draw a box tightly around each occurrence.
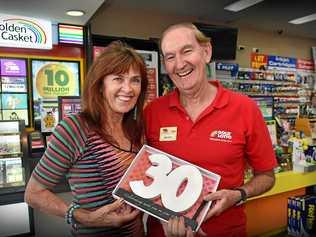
[32,114,143,237]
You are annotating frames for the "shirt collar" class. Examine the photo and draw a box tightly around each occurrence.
[168,80,230,110]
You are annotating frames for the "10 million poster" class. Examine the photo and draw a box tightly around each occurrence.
[31,59,80,132]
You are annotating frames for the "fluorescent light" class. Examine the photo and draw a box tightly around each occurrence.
[289,13,316,24]
[66,10,85,17]
[224,0,265,12]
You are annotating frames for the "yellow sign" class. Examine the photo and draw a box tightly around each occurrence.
[251,53,267,69]
[36,63,76,98]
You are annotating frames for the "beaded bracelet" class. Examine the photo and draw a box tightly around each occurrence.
[65,202,80,226]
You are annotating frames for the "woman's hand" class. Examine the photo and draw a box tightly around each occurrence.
[74,199,140,227]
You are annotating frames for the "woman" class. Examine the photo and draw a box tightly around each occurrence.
[25,41,148,237]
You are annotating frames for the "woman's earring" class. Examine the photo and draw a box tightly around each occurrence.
[133,106,137,120]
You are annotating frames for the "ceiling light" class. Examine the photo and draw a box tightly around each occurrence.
[224,0,265,12]
[66,10,85,17]
[289,13,316,24]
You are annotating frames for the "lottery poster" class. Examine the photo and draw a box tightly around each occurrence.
[113,145,220,232]
[40,102,58,133]
[58,96,81,121]
[1,76,27,93]
[137,50,159,105]
[1,93,28,110]
[0,57,29,126]
[2,110,29,126]
[31,59,80,130]
[0,59,26,77]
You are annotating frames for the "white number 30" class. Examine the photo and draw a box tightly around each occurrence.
[129,153,203,212]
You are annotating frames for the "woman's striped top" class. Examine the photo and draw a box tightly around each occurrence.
[32,114,143,237]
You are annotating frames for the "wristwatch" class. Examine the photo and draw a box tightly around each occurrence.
[234,188,247,206]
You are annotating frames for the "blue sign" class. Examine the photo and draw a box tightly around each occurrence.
[267,56,297,71]
[216,62,239,77]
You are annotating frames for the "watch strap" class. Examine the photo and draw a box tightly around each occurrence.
[234,188,247,206]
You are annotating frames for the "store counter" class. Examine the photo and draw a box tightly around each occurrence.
[245,171,316,236]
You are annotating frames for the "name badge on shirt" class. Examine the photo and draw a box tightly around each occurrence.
[159,127,177,141]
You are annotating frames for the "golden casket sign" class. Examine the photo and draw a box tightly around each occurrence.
[0,13,52,50]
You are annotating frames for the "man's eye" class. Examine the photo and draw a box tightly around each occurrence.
[184,49,192,54]
[165,55,174,61]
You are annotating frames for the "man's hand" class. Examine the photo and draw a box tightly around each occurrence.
[162,216,206,237]
[203,189,241,220]
[204,170,275,221]
[159,189,243,237]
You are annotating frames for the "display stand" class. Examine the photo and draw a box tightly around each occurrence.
[0,120,34,237]
[246,171,316,236]
[27,131,70,193]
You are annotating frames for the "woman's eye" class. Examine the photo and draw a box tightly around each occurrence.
[113,77,123,82]
[131,77,141,84]
[184,49,192,54]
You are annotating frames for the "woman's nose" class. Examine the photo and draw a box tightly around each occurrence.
[121,79,133,92]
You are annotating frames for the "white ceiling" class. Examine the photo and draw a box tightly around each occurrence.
[0,0,315,40]
[0,0,105,25]
[108,0,316,40]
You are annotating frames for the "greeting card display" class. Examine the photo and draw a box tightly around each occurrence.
[113,145,220,232]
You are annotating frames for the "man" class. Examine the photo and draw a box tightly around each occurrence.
[144,23,277,237]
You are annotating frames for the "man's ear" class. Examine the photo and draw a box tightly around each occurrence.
[203,42,212,63]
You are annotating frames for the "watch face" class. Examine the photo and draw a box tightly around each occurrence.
[241,190,247,201]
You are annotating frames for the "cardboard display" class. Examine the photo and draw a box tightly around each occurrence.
[113,145,220,232]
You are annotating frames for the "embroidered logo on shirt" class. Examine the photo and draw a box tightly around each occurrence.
[209,130,232,143]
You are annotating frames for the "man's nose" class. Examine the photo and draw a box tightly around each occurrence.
[175,55,186,69]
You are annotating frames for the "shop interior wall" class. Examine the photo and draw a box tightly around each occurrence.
[235,26,316,67]
[90,5,316,67]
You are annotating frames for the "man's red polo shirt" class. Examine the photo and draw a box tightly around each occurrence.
[144,81,277,236]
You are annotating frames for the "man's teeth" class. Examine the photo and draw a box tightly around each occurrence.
[177,69,193,77]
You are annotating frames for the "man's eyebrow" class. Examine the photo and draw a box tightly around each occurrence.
[182,44,193,49]
[163,52,174,58]
[163,44,193,57]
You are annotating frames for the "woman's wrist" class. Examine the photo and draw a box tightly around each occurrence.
[65,203,80,228]
[73,208,94,227]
